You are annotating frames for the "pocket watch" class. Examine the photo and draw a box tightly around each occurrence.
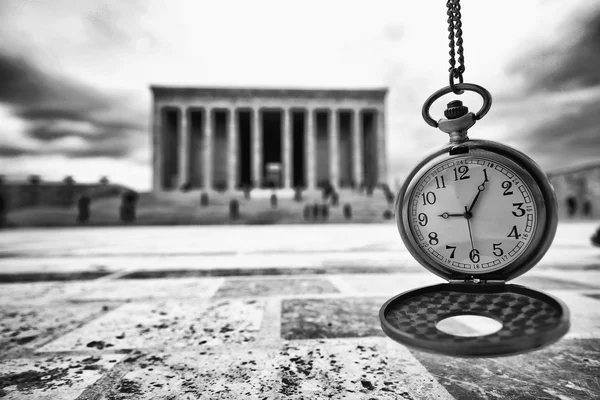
[379,83,570,357]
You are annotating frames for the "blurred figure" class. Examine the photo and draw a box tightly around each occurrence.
[582,200,592,217]
[592,226,600,248]
[77,196,91,223]
[566,196,578,217]
[0,192,6,228]
[120,190,138,223]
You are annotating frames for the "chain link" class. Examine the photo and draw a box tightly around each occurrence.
[422,0,493,126]
[447,0,465,93]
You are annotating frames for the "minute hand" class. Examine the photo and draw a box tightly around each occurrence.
[467,181,487,213]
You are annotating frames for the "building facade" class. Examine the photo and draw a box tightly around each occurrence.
[548,161,600,219]
[150,87,388,191]
[0,175,126,209]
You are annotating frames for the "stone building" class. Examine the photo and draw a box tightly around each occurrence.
[548,161,600,219]
[150,87,388,192]
[0,175,127,209]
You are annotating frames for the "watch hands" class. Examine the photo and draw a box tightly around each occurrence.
[465,206,475,250]
[441,173,489,220]
[438,212,464,219]
[467,180,487,213]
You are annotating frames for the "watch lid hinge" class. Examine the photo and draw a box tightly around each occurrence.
[448,278,506,285]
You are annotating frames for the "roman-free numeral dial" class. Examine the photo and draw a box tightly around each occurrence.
[409,156,537,273]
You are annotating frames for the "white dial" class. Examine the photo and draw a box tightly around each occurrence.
[409,156,537,273]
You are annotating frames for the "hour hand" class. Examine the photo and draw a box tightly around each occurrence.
[467,181,487,213]
[438,212,464,219]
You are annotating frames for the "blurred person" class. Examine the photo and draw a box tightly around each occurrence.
[592,226,600,248]
[566,196,578,217]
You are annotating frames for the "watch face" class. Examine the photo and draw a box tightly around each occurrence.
[408,155,538,274]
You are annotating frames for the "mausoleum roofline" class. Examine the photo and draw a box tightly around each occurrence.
[547,159,600,177]
[150,85,388,100]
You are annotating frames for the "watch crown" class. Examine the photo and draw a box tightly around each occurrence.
[444,100,469,119]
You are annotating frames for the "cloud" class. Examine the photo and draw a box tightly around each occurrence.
[500,4,600,170]
[0,52,101,108]
[509,4,600,92]
[1,0,598,190]
[0,145,29,157]
[0,51,146,159]
[516,90,600,172]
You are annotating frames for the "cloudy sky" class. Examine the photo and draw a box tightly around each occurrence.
[1,0,599,190]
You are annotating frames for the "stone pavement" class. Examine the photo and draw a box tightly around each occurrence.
[0,222,599,399]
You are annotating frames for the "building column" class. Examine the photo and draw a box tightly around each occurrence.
[352,109,363,187]
[282,108,292,188]
[377,107,387,185]
[178,107,190,188]
[152,104,162,191]
[227,108,237,191]
[329,109,339,188]
[252,107,262,188]
[203,108,213,190]
[305,108,316,189]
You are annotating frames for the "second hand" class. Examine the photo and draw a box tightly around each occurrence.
[465,206,475,250]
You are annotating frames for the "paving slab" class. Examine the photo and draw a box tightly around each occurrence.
[335,273,600,298]
[547,290,600,339]
[0,303,115,356]
[279,295,541,342]
[0,282,78,306]
[281,297,387,340]
[119,265,404,280]
[334,273,446,296]
[585,293,600,301]
[411,338,600,400]
[0,271,112,284]
[38,299,264,352]
[1,222,596,257]
[0,252,417,274]
[215,277,339,298]
[95,338,453,400]
[272,338,454,400]
[512,275,600,290]
[0,354,125,399]
[0,225,404,257]
[538,270,600,287]
[73,278,223,301]
[0,279,203,305]
[1,222,599,399]
[537,246,600,270]
[97,346,280,400]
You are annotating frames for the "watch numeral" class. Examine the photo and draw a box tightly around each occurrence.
[453,166,470,181]
[446,245,456,259]
[502,181,513,195]
[469,249,480,263]
[435,176,446,189]
[512,202,525,217]
[493,242,504,256]
[428,232,439,245]
[507,225,521,239]
[418,213,428,226]
[421,192,436,205]
[483,168,489,182]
